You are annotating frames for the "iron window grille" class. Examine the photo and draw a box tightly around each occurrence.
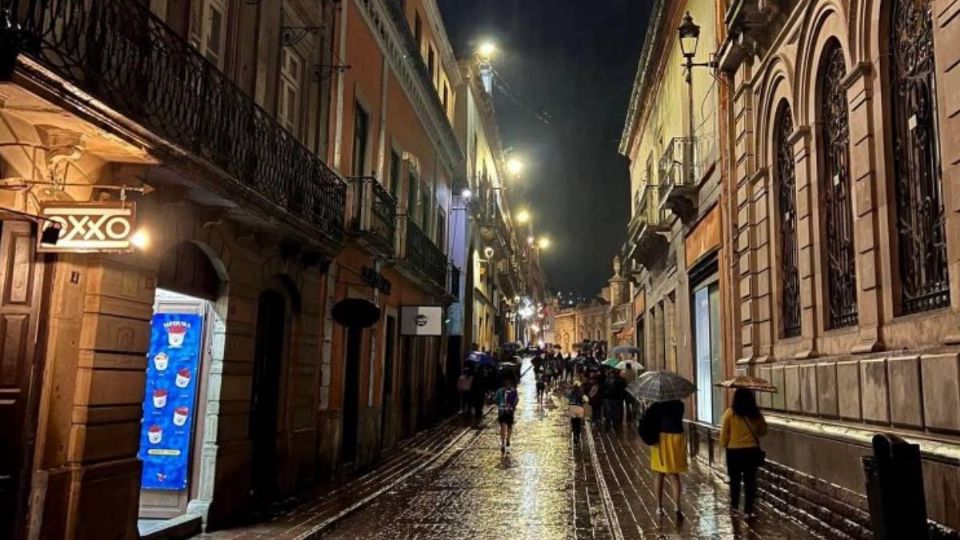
[819,42,858,329]
[890,0,949,315]
[775,103,801,338]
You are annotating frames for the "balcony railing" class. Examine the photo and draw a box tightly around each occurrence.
[2,0,346,243]
[659,137,699,192]
[628,185,668,236]
[348,176,396,253]
[402,218,447,288]
[625,185,670,269]
[659,136,700,220]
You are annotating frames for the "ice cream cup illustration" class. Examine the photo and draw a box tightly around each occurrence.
[164,321,190,348]
[173,406,189,427]
[153,353,169,371]
[175,368,191,388]
[148,425,163,444]
[152,389,168,408]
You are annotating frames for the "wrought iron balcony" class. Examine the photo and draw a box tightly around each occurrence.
[398,216,447,291]
[347,176,397,256]
[1,0,346,246]
[625,185,669,269]
[659,137,700,221]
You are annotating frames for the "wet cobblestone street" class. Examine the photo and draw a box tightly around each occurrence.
[321,361,815,539]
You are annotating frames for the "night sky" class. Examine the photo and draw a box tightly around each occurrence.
[437,0,653,297]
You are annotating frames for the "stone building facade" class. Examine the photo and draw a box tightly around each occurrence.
[0,0,473,538]
[620,0,729,433]
[716,0,960,533]
[621,0,960,534]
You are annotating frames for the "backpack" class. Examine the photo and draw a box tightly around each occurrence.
[637,406,660,445]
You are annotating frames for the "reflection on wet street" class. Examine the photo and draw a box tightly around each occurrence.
[324,359,815,539]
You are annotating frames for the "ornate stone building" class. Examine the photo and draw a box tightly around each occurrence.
[621,0,960,534]
[716,0,960,533]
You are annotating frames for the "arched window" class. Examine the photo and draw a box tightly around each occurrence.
[775,102,801,338]
[890,0,949,314]
[819,42,858,328]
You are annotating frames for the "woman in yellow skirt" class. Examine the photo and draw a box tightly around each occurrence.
[646,399,688,518]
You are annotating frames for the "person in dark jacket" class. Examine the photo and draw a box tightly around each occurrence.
[567,382,586,443]
[643,399,688,519]
[601,370,626,430]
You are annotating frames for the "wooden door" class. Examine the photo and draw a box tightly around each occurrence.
[0,221,47,539]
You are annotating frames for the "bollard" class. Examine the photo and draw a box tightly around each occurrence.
[861,433,927,540]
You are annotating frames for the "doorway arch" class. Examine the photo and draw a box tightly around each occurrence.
[249,275,299,505]
[139,241,228,523]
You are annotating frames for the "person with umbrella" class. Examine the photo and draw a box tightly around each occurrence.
[720,386,768,517]
[633,371,696,519]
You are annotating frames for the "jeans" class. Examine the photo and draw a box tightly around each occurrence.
[591,401,603,423]
[603,399,623,429]
[727,448,762,513]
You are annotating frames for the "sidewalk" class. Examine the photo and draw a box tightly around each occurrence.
[198,409,489,539]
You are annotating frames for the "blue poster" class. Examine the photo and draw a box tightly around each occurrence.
[138,313,204,490]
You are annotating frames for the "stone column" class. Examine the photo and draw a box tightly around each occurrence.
[844,63,884,353]
[732,61,759,364]
[933,1,960,321]
[790,125,818,357]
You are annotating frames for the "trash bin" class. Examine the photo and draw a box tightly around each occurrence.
[861,433,927,540]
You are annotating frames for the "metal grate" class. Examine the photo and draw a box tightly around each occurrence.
[775,103,801,338]
[820,42,858,328]
[890,0,949,315]
[1,0,346,243]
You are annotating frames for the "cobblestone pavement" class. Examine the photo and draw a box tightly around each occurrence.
[321,361,816,539]
[198,359,817,539]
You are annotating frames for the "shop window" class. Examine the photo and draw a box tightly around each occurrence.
[693,282,722,424]
[774,102,801,338]
[889,0,949,314]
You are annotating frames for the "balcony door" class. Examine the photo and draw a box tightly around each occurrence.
[190,0,228,69]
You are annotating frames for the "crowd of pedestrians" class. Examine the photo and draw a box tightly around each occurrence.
[465,339,770,522]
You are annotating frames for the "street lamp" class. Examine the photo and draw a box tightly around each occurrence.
[537,237,551,250]
[506,158,524,178]
[516,209,530,224]
[477,41,497,62]
[677,12,715,185]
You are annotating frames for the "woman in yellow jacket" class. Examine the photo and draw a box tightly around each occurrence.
[719,388,767,517]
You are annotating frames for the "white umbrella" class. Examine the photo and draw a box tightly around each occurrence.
[615,360,644,371]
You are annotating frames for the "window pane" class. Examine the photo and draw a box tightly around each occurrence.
[694,287,712,424]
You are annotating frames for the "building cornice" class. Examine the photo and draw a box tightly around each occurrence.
[421,0,462,88]
[353,0,464,170]
[619,0,666,157]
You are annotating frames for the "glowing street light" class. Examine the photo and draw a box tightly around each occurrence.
[506,157,524,177]
[477,41,497,61]
[516,209,531,224]
[537,237,551,250]
[527,235,535,246]
[461,188,472,200]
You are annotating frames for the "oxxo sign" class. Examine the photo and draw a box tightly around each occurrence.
[38,202,137,253]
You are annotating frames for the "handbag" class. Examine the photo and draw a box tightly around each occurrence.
[743,416,767,467]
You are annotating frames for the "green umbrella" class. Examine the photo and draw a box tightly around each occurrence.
[602,357,619,368]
